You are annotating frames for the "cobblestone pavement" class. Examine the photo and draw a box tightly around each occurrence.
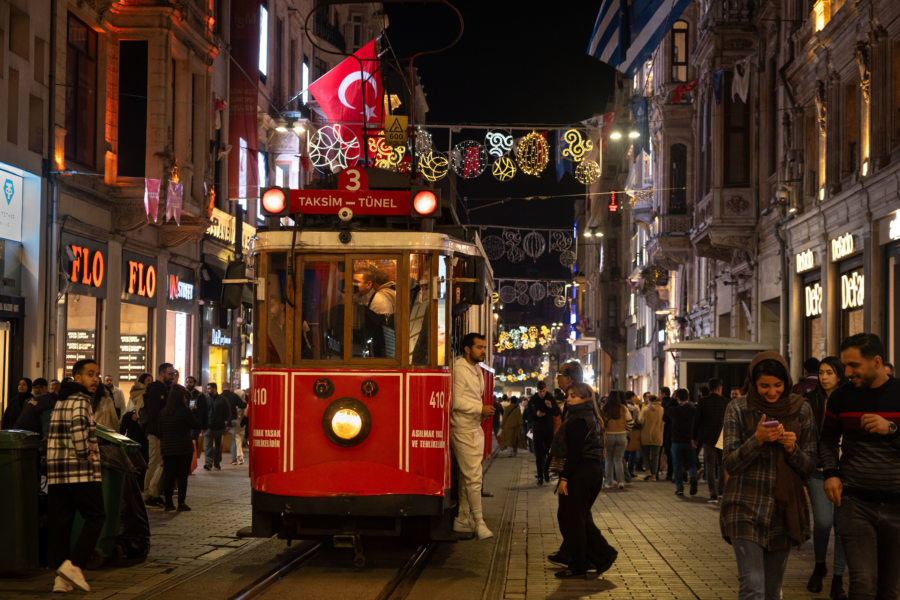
[494,451,829,600]
[3,451,259,599]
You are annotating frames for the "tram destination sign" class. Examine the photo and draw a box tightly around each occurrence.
[287,189,410,216]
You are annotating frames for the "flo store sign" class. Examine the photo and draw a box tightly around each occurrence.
[122,251,157,307]
[62,232,107,297]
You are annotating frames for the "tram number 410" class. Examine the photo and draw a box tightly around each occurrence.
[253,388,267,406]
[428,391,446,409]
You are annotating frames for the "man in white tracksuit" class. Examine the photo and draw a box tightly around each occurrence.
[451,332,495,540]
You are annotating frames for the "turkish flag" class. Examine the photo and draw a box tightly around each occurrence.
[308,39,382,152]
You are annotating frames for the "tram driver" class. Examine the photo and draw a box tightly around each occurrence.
[353,265,397,357]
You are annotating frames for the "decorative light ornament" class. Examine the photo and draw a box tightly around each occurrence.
[414,126,433,154]
[451,140,487,179]
[367,132,405,170]
[522,231,547,260]
[418,151,449,182]
[516,131,549,176]
[482,235,506,261]
[561,129,593,162]
[307,125,360,171]
[574,160,602,184]
[484,130,513,158]
[491,156,517,181]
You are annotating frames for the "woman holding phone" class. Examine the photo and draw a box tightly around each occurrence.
[720,351,817,599]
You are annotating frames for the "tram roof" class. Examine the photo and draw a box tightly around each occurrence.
[253,230,487,259]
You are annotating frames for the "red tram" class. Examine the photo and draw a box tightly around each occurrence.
[246,170,494,561]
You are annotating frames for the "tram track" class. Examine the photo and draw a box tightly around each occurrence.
[228,541,323,600]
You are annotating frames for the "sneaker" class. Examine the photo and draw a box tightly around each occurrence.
[675,490,684,496]
[707,496,720,504]
[452,517,475,533]
[617,481,625,489]
[231,460,237,465]
[238,458,244,465]
[177,503,191,512]
[53,576,73,593]
[689,478,698,496]
[475,521,493,540]
[57,560,90,592]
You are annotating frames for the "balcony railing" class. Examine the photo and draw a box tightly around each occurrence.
[314,16,346,52]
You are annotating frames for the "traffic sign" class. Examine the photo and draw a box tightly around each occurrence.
[384,115,408,147]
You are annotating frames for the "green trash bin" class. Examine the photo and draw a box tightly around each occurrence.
[71,425,141,564]
[0,429,42,572]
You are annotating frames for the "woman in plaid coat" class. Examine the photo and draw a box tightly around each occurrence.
[720,351,817,600]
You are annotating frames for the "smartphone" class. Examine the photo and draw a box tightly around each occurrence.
[762,420,780,428]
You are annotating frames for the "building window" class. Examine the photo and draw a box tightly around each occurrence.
[350,13,363,50]
[65,14,97,167]
[724,73,750,187]
[641,149,653,187]
[258,3,268,79]
[671,20,688,82]
[302,57,310,104]
[670,143,687,214]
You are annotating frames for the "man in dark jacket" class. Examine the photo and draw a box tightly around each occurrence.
[660,387,674,480]
[142,363,174,506]
[692,378,728,502]
[525,381,561,486]
[670,388,697,496]
[14,378,55,435]
[220,382,246,464]
[185,376,206,448]
[792,357,820,396]
[204,382,230,471]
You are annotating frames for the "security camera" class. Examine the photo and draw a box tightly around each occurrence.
[338,207,353,222]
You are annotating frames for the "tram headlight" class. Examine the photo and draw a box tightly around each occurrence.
[331,409,362,440]
[322,398,372,447]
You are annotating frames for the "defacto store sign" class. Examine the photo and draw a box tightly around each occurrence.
[841,270,865,310]
[0,167,24,242]
[878,211,900,245]
[796,249,815,273]
[805,283,823,317]
[830,233,857,262]
[62,233,107,298]
[122,251,157,307]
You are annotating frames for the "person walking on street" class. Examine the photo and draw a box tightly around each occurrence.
[670,388,698,496]
[639,394,664,480]
[498,396,526,456]
[205,383,230,471]
[551,382,618,578]
[451,332,495,540]
[601,391,633,489]
[14,378,54,435]
[127,373,152,414]
[792,357,820,397]
[159,384,200,511]
[185,376,206,464]
[525,380,561,485]
[660,387,675,480]
[804,356,848,599]
[47,359,105,593]
[821,334,900,599]
[721,351,817,600]
[142,364,174,506]
[221,382,246,465]
[693,378,729,502]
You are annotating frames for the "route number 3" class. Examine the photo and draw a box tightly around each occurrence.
[343,168,361,191]
[428,391,445,409]
[253,388,267,406]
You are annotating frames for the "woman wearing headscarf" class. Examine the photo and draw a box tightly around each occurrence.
[720,351,817,599]
[2,377,32,429]
[498,396,527,455]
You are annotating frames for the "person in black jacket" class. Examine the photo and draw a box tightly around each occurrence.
[551,382,617,579]
[185,376,206,456]
[692,377,729,501]
[159,385,199,511]
[525,381,561,486]
[670,388,698,496]
[204,383,230,471]
[142,363,174,505]
[2,377,33,429]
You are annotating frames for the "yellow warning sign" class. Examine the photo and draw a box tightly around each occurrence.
[384,115,408,147]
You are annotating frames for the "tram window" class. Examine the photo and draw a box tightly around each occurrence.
[265,253,288,364]
[301,259,344,361]
[351,258,398,359]
[409,254,431,365]
[437,256,449,366]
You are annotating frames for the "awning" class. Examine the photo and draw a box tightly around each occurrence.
[664,337,773,363]
[587,0,693,77]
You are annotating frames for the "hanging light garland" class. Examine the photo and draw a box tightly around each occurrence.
[560,128,593,162]
[367,132,406,170]
[307,124,360,171]
[451,140,488,179]
[574,160,602,184]
[491,156,516,181]
[418,150,450,182]
[484,130,513,158]
[516,131,550,176]
[495,324,554,353]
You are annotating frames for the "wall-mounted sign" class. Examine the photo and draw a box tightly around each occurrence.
[122,251,157,307]
[119,334,147,381]
[65,330,96,372]
[167,263,196,311]
[61,233,107,297]
[211,328,232,346]
[0,167,24,242]
[841,270,864,310]
[831,232,856,262]
[169,276,194,301]
[879,211,900,245]
[805,283,823,317]
[796,249,815,273]
[206,208,256,251]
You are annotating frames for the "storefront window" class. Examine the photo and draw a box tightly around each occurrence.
[63,294,99,380]
[438,256,448,365]
[165,310,192,383]
[119,303,150,397]
[301,258,344,361]
[409,254,431,365]
[352,258,398,359]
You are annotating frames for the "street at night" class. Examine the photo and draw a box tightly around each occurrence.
[0,0,898,598]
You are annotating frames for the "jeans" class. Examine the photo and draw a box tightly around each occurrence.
[732,538,790,600]
[205,428,225,468]
[49,482,105,569]
[557,460,616,571]
[143,433,163,500]
[162,453,192,506]
[230,420,244,461]
[807,471,846,575]
[671,442,697,493]
[604,432,627,485]
[703,443,724,498]
[643,445,661,476]
[834,494,900,599]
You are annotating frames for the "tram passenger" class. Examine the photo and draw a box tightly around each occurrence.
[353,266,396,357]
[451,332,495,540]
[721,351,816,600]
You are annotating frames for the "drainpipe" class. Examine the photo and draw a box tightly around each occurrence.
[43,0,59,376]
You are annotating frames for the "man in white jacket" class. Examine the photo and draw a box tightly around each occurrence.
[451,332,495,540]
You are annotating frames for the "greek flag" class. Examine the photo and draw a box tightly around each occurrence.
[587,0,693,77]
